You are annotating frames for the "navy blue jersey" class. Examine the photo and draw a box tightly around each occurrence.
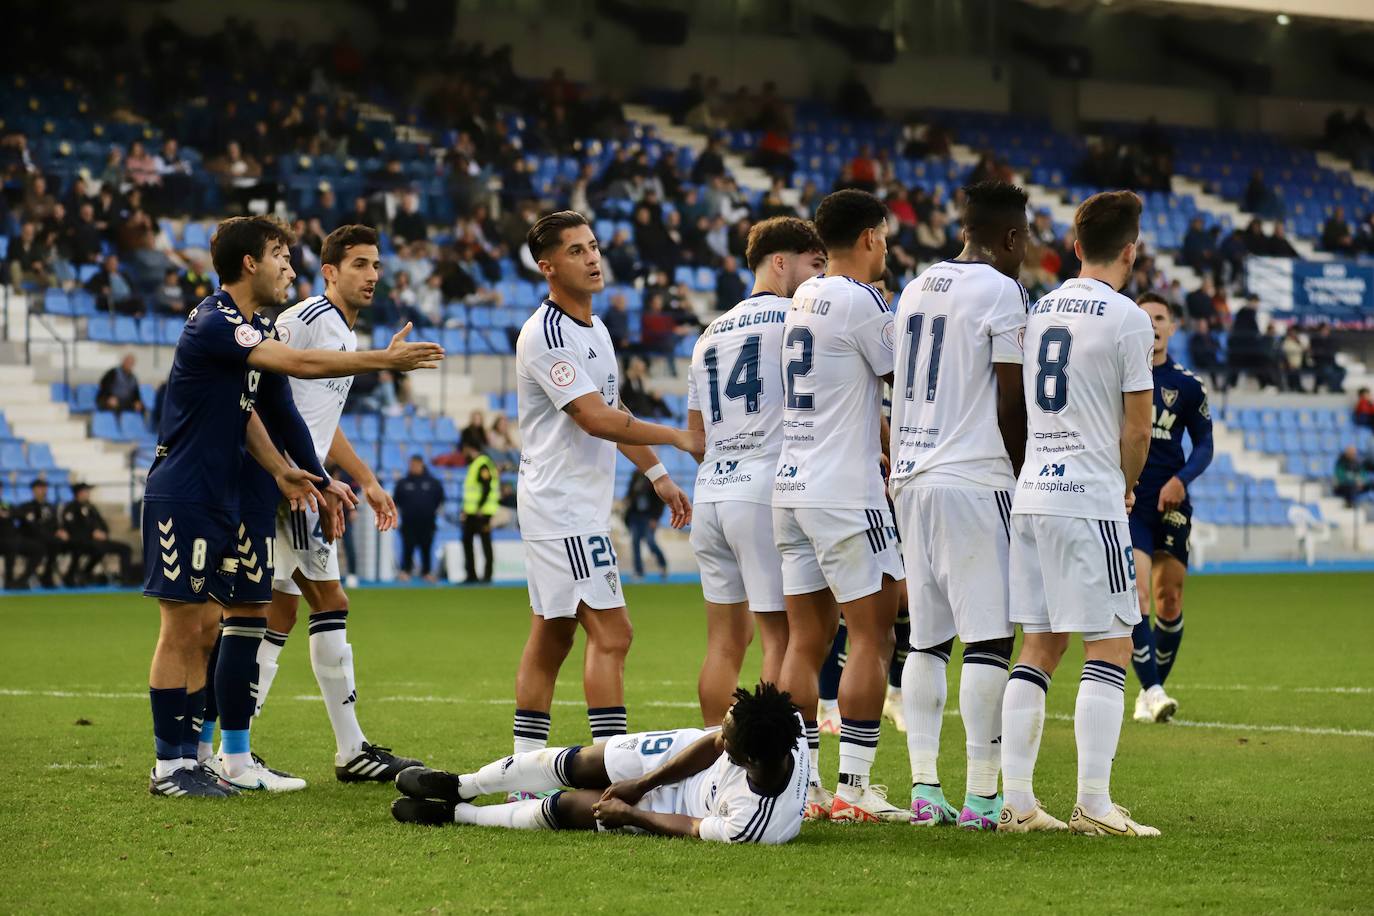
[1135,360,1213,500]
[144,291,272,509]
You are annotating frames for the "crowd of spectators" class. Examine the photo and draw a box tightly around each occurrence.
[1,479,135,589]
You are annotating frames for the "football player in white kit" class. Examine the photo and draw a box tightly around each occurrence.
[510,211,699,760]
[999,191,1159,837]
[391,683,808,846]
[772,190,906,823]
[889,181,1030,830]
[244,225,424,782]
[688,216,827,727]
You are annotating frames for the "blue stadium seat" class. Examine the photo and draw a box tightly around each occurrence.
[339,415,360,441]
[183,222,212,249]
[357,414,380,442]
[383,416,408,442]
[73,384,98,413]
[410,416,435,442]
[26,443,55,470]
[434,415,459,443]
[0,442,27,470]
[91,411,121,440]
[44,289,73,315]
[69,291,97,316]
[119,412,148,440]
[50,382,70,404]
[113,317,140,345]
[88,316,114,342]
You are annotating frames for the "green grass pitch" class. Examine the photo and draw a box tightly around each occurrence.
[2,574,1371,914]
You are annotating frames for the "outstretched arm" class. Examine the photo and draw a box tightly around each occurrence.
[564,392,702,453]
[248,322,444,379]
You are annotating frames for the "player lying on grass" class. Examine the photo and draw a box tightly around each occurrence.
[391,683,808,844]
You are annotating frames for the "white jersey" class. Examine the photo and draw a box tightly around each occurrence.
[273,295,357,463]
[1013,277,1153,522]
[773,274,895,509]
[889,260,1027,492]
[687,727,809,845]
[686,293,789,505]
[515,299,620,539]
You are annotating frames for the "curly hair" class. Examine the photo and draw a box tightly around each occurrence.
[726,682,803,765]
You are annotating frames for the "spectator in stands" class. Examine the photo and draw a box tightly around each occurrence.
[622,356,672,419]
[7,221,54,290]
[180,255,214,304]
[394,455,444,583]
[1188,317,1225,390]
[61,483,133,586]
[1321,206,1355,255]
[601,291,631,354]
[1243,169,1279,218]
[487,412,521,460]
[460,410,488,452]
[155,139,195,215]
[391,189,428,245]
[390,270,424,326]
[86,254,143,316]
[634,202,678,274]
[1182,216,1218,279]
[98,353,145,414]
[21,174,57,225]
[915,210,957,262]
[715,254,746,311]
[1227,295,1279,389]
[16,479,68,589]
[1333,445,1371,507]
[690,135,727,186]
[1185,275,1219,325]
[1279,326,1309,392]
[154,268,188,315]
[848,145,879,193]
[1309,323,1346,393]
[1353,387,1374,430]
[207,140,265,213]
[2,498,44,590]
[1265,222,1299,258]
[68,202,103,266]
[623,470,668,581]
[98,146,125,194]
[124,141,161,196]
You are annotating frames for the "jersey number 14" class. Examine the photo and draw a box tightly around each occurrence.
[704,335,763,422]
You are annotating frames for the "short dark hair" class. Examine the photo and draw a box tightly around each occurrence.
[210,216,294,284]
[813,189,888,250]
[744,216,825,271]
[1073,191,1142,264]
[725,682,803,765]
[962,181,1029,239]
[527,210,590,262]
[321,224,379,267]
[1136,290,1179,318]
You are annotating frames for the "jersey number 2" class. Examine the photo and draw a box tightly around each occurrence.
[784,327,814,410]
[704,335,763,422]
[902,314,946,402]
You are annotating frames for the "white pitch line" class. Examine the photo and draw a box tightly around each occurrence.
[1172,684,1373,696]
[4,687,1371,739]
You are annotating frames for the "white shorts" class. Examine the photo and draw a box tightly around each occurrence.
[601,728,712,818]
[1009,514,1141,640]
[523,533,624,619]
[894,485,1014,649]
[272,505,339,595]
[773,506,904,604]
[689,501,784,612]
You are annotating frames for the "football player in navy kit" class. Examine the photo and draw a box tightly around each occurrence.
[1128,292,1212,724]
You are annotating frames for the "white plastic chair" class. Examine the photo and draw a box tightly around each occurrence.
[1287,505,1332,567]
[1188,521,1219,570]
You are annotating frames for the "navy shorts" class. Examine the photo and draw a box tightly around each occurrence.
[142,500,239,605]
[233,510,278,604]
[1128,499,1191,568]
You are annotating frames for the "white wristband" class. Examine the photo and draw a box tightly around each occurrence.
[645,463,668,483]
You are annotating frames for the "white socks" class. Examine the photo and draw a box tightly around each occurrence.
[1001,664,1051,812]
[901,648,949,786]
[960,656,1010,798]
[454,798,557,830]
[308,612,367,759]
[466,747,574,796]
[1076,661,1127,818]
[253,630,288,716]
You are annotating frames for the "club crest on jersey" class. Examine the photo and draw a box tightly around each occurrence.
[549,360,576,387]
[276,325,291,344]
[881,320,895,350]
[190,576,205,594]
[235,325,264,348]
[1161,388,1179,408]
[605,570,619,595]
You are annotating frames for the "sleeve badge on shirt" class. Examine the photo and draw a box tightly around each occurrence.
[881,319,895,350]
[276,325,291,344]
[549,360,577,387]
[235,325,264,348]
[1161,388,1178,408]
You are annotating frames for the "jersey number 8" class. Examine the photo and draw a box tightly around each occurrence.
[1035,326,1073,413]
